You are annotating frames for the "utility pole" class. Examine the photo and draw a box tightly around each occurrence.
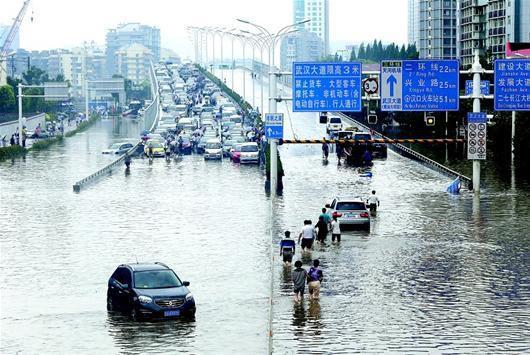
[471,50,482,193]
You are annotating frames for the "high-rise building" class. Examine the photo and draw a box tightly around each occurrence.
[418,0,459,59]
[280,30,325,70]
[408,0,421,46]
[105,23,160,77]
[459,0,530,67]
[293,0,329,55]
[115,43,152,84]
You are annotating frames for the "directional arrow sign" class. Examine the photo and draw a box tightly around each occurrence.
[265,113,283,140]
[381,61,403,111]
[387,75,397,97]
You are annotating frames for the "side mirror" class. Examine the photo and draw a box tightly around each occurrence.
[183,281,190,287]
[325,204,331,208]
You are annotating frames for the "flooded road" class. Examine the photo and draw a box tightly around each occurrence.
[0,70,529,354]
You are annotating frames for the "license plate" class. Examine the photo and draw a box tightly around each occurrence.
[346,213,359,218]
[164,310,180,317]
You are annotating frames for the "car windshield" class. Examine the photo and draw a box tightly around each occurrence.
[330,117,341,123]
[241,145,258,152]
[134,270,182,289]
[336,202,366,211]
[109,143,121,149]
[148,141,163,148]
[206,143,221,149]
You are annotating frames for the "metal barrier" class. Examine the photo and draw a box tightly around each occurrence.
[73,63,160,192]
[281,138,466,144]
[336,113,472,187]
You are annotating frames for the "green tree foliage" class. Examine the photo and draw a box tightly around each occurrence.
[22,66,49,85]
[353,41,419,62]
[0,85,16,113]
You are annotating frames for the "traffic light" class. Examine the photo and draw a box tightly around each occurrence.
[425,116,435,126]
[367,114,377,124]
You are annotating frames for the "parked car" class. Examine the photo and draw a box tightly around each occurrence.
[179,135,193,155]
[102,142,134,155]
[230,144,243,163]
[325,197,370,230]
[107,262,196,320]
[239,142,259,164]
[204,139,223,160]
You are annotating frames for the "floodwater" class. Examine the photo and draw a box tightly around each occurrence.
[0,70,528,354]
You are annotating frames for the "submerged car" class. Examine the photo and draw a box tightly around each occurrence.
[144,140,165,157]
[239,142,259,164]
[107,262,196,320]
[102,142,134,155]
[204,139,222,160]
[325,197,370,231]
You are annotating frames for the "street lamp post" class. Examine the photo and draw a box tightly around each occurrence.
[238,19,309,197]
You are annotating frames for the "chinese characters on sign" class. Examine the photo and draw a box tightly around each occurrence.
[465,80,490,96]
[265,113,283,140]
[381,60,460,111]
[467,112,487,160]
[494,59,530,111]
[292,62,362,112]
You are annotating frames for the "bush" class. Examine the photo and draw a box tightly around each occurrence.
[0,145,27,160]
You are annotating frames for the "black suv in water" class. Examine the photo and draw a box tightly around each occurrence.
[107,262,196,320]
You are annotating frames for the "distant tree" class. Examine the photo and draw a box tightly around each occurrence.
[350,48,357,61]
[22,66,49,85]
[399,44,407,59]
[357,43,366,59]
[0,85,16,113]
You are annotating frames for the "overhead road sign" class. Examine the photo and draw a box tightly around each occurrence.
[465,80,490,96]
[265,113,283,140]
[467,112,487,160]
[293,62,362,112]
[494,59,530,111]
[381,60,459,112]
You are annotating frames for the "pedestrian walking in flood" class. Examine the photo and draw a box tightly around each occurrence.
[322,139,329,161]
[336,143,343,166]
[367,190,380,215]
[331,215,341,242]
[298,220,316,252]
[292,260,307,303]
[307,259,324,300]
[124,154,132,170]
[319,208,331,229]
[315,216,328,244]
[280,231,296,266]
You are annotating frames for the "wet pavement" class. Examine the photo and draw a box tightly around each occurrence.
[0,70,529,354]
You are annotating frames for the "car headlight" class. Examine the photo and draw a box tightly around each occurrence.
[138,295,153,304]
[185,293,194,302]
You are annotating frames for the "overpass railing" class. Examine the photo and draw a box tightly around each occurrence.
[73,63,160,192]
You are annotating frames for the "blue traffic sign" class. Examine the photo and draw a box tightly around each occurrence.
[265,113,283,140]
[494,59,530,111]
[465,80,490,95]
[381,60,460,111]
[292,62,362,112]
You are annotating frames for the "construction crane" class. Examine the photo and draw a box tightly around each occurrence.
[0,0,31,85]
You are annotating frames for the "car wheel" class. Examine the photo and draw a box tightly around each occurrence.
[106,297,114,312]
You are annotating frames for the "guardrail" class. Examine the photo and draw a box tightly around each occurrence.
[73,63,160,192]
[336,112,472,187]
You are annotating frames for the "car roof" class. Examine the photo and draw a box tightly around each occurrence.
[242,142,257,146]
[120,262,170,272]
[334,196,365,203]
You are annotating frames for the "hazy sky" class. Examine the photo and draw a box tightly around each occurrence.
[1,0,407,56]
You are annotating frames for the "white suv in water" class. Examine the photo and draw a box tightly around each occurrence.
[326,116,343,133]
[325,197,370,231]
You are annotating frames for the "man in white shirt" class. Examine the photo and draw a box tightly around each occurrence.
[298,220,316,252]
[367,190,380,214]
[331,215,341,243]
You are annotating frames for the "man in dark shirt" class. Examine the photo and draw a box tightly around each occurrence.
[280,231,296,265]
[292,260,307,303]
